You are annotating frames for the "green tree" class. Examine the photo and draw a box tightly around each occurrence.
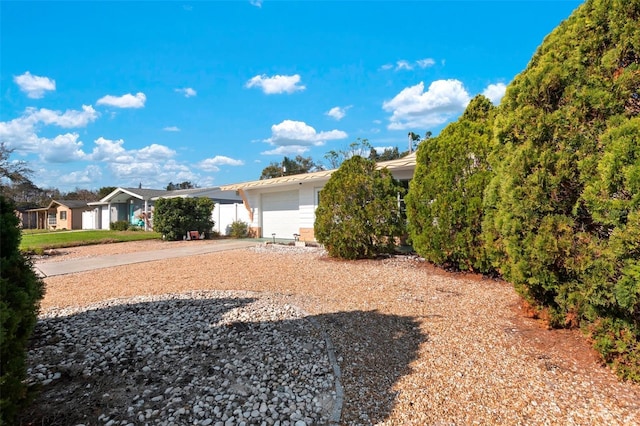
[0,143,33,197]
[0,195,45,424]
[406,95,496,271]
[153,197,215,241]
[369,146,401,162]
[323,138,373,169]
[481,0,640,380]
[166,181,197,190]
[97,186,117,199]
[260,155,323,180]
[62,187,98,201]
[314,155,405,259]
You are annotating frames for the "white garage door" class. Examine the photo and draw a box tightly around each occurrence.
[262,190,299,239]
[82,210,97,229]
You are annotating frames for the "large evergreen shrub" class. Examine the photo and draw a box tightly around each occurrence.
[481,0,640,379]
[153,197,215,241]
[406,95,496,272]
[0,195,45,424]
[314,156,406,259]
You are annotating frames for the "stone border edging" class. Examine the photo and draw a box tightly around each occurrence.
[306,314,344,425]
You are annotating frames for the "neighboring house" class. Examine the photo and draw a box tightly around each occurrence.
[219,153,417,242]
[16,207,41,229]
[87,187,246,234]
[26,199,91,230]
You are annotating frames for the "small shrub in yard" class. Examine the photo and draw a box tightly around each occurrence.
[110,220,129,231]
[0,195,45,424]
[314,155,406,259]
[229,220,249,238]
[153,197,215,241]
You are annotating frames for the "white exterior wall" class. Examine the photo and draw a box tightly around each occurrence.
[298,183,323,229]
[213,203,251,236]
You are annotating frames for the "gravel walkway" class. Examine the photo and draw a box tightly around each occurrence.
[21,242,640,425]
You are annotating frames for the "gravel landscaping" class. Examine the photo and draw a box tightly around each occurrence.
[21,241,640,425]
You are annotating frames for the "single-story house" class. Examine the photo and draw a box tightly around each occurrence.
[219,153,417,242]
[87,186,247,234]
[25,199,91,230]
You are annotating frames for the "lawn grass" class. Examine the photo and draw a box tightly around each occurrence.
[20,230,161,253]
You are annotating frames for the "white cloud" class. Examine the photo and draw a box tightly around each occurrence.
[108,159,195,188]
[0,105,98,153]
[382,80,471,130]
[163,126,180,132]
[245,74,305,94]
[87,137,131,162]
[31,105,98,128]
[175,87,197,97]
[262,119,347,155]
[250,0,263,7]
[39,133,86,163]
[396,60,413,71]
[416,58,436,68]
[137,144,176,160]
[482,82,507,105]
[0,115,41,151]
[13,71,56,98]
[58,165,102,186]
[382,58,437,72]
[198,155,244,172]
[97,92,146,108]
[261,145,311,156]
[325,105,351,121]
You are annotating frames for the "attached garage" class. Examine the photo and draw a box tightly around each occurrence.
[261,190,299,239]
[82,209,98,229]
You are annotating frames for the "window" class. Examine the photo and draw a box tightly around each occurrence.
[60,211,67,220]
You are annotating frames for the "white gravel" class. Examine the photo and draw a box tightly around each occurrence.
[26,290,341,425]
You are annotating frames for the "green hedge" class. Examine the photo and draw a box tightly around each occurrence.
[0,195,46,424]
[153,197,215,241]
[314,155,406,259]
[406,95,496,272]
[407,0,640,381]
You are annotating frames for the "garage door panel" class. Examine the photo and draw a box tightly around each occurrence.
[262,190,299,238]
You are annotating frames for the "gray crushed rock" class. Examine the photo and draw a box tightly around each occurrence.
[26,291,340,425]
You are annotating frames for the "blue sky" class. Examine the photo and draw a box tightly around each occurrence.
[1,0,583,192]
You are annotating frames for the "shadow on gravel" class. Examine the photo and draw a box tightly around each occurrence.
[315,310,426,425]
[19,295,426,426]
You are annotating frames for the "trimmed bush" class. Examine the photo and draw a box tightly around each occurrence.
[0,195,45,424]
[406,95,496,272]
[228,220,249,239]
[314,155,406,259]
[110,220,129,231]
[153,197,215,241]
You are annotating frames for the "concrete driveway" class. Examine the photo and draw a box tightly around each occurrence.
[34,239,258,277]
